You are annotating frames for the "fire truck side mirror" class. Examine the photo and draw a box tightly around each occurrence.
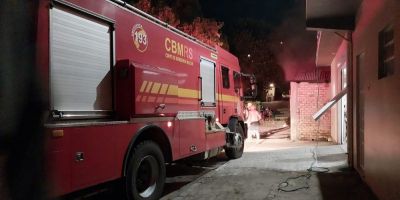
[245,85,257,99]
[242,74,257,100]
[233,72,241,89]
[250,76,256,84]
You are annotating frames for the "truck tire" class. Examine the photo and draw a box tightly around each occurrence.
[126,141,165,200]
[225,121,244,159]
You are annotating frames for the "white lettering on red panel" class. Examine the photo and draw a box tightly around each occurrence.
[165,37,194,66]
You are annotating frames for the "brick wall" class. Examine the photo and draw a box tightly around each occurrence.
[290,82,331,141]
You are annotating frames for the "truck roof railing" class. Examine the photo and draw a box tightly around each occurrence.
[111,0,216,52]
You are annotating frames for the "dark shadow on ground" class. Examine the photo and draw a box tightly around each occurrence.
[317,170,378,200]
[60,153,229,200]
[260,126,290,139]
[163,154,228,196]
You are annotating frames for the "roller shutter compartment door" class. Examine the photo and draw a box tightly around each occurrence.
[200,59,216,106]
[50,7,112,113]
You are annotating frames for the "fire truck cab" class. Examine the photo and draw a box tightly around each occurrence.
[38,0,256,199]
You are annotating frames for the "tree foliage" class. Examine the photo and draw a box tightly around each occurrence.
[134,0,152,13]
[179,18,223,47]
[133,0,223,47]
[231,32,287,101]
[155,6,180,27]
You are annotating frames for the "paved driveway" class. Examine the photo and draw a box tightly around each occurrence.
[162,133,376,200]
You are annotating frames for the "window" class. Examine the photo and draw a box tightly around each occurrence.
[233,71,241,89]
[221,66,230,89]
[378,25,395,79]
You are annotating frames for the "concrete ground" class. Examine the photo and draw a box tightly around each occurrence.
[161,128,377,200]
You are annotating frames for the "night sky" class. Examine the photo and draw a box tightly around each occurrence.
[199,0,297,27]
[199,0,317,81]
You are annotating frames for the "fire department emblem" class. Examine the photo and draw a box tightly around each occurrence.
[131,24,148,52]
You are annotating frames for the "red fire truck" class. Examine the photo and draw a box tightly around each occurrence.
[38,0,255,199]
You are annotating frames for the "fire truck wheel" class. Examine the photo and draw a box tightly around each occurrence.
[225,122,244,159]
[126,141,166,200]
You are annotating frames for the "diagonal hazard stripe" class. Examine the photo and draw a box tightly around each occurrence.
[145,82,153,93]
[159,84,169,95]
[167,85,178,96]
[138,81,238,103]
[140,81,148,93]
[151,83,161,94]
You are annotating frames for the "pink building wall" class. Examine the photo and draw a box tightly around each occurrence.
[308,0,400,198]
[351,0,400,199]
[330,41,348,144]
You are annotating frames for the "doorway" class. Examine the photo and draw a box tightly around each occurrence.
[339,67,348,145]
[356,53,365,171]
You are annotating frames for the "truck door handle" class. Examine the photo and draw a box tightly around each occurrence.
[223,108,226,114]
[198,76,202,101]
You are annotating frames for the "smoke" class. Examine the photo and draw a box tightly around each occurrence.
[269,0,317,81]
